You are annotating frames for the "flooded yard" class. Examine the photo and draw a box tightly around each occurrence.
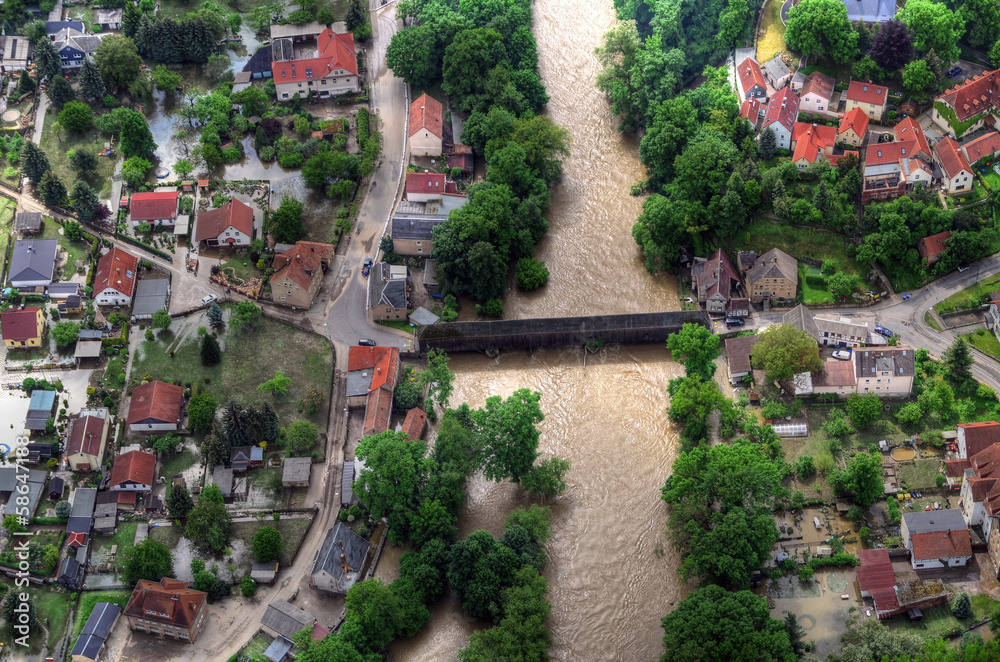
[767,569,859,658]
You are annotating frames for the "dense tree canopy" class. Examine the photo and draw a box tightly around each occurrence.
[667,322,721,380]
[354,431,430,519]
[784,0,858,63]
[122,538,174,584]
[94,35,142,91]
[869,19,914,71]
[473,388,544,484]
[899,0,965,65]
[750,323,823,382]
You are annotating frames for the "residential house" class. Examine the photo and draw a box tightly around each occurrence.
[960,130,1000,165]
[58,295,83,315]
[690,249,740,314]
[728,297,750,318]
[761,57,792,89]
[736,58,767,101]
[759,88,800,150]
[400,407,427,441]
[813,314,869,347]
[25,390,57,431]
[66,409,110,471]
[94,8,122,30]
[8,238,58,290]
[744,248,798,303]
[123,578,208,643]
[47,282,81,299]
[109,450,155,501]
[799,71,834,114]
[346,345,399,407]
[811,359,856,397]
[1,307,44,348]
[900,509,973,570]
[230,446,263,472]
[838,107,869,147]
[53,29,104,70]
[261,600,316,641]
[856,549,899,619]
[45,21,84,38]
[724,334,761,384]
[367,262,408,322]
[790,122,838,169]
[861,140,934,203]
[957,422,1000,460]
[842,0,895,22]
[846,80,889,121]
[932,69,1000,137]
[212,465,235,501]
[70,602,121,662]
[391,195,468,256]
[959,444,1000,536]
[1,36,32,73]
[13,211,41,236]
[270,21,327,42]
[243,45,273,79]
[934,137,975,194]
[128,381,184,431]
[895,117,933,160]
[917,230,951,267]
[58,548,87,589]
[130,191,180,228]
[271,241,334,308]
[310,523,371,594]
[405,172,446,202]
[282,457,312,487]
[251,561,280,586]
[93,498,118,534]
[363,386,393,437]
[854,346,916,396]
[131,279,171,321]
[409,93,443,156]
[739,97,763,129]
[195,198,254,247]
[272,30,359,100]
[94,247,139,306]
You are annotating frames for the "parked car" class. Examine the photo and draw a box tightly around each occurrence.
[832,350,851,360]
[725,318,745,328]
[201,295,217,305]
[359,338,377,346]
[957,264,970,272]
[875,325,894,337]
[947,67,963,77]
[363,257,373,277]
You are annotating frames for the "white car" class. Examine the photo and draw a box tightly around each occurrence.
[201,295,217,306]
[832,350,851,360]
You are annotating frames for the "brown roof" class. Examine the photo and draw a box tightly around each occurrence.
[362,387,392,437]
[917,231,951,261]
[0,307,41,342]
[400,407,426,441]
[110,450,155,487]
[194,198,254,242]
[846,80,888,107]
[946,458,972,477]
[409,93,443,139]
[934,137,973,180]
[124,578,207,629]
[347,346,399,391]
[839,107,869,138]
[95,247,139,298]
[961,130,1000,163]
[67,415,105,457]
[272,241,333,290]
[725,334,761,375]
[856,549,898,613]
[802,71,834,101]
[737,58,766,95]
[739,97,762,120]
[130,192,179,221]
[910,530,972,561]
[812,359,856,387]
[745,248,797,283]
[692,248,740,302]
[968,477,999,502]
[761,88,799,133]
[127,381,183,425]
[938,69,1000,122]
[960,422,1000,459]
[971,443,1000,479]
[864,141,921,166]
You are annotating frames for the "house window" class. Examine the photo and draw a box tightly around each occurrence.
[282,93,289,98]
[281,297,285,301]
[417,248,422,253]
[306,68,313,77]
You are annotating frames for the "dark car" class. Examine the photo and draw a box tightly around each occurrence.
[725,318,745,328]
[875,325,894,337]
[363,257,373,277]
[359,338,377,346]
[947,67,963,77]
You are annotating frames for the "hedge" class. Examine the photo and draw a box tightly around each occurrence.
[30,517,68,525]
[113,232,172,261]
[357,107,370,149]
[807,552,859,570]
[102,324,128,347]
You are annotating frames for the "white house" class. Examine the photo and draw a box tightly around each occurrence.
[93,247,138,306]
[127,381,183,432]
[405,172,446,203]
[799,71,834,114]
[759,88,799,150]
[934,137,974,195]
[900,509,973,570]
[194,198,254,247]
[129,191,179,228]
[409,93,443,157]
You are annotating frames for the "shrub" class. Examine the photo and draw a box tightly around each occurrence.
[241,576,257,598]
[953,592,972,619]
[515,258,549,291]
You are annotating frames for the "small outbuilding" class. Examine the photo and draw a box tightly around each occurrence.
[282,457,311,488]
[252,560,279,586]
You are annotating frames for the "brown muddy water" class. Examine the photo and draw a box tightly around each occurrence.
[384,346,686,661]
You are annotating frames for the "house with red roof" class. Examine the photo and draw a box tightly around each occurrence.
[66,409,110,471]
[957,422,1000,460]
[271,241,334,309]
[124,578,208,643]
[856,549,899,618]
[691,249,740,314]
[960,130,1000,166]
[1,306,44,348]
[346,345,400,407]
[934,136,974,194]
[94,247,139,306]
[845,80,889,121]
[799,71,834,114]
[739,97,762,129]
[861,139,935,203]
[894,117,931,160]
[109,450,156,493]
[959,443,1000,537]
[917,231,951,267]
[272,30,359,100]
[194,198,254,247]
[129,191,179,227]
[736,57,766,101]
[128,380,183,431]
[901,509,972,570]
[790,122,838,169]
[838,107,869,147]
[759,88,799,150]
[399,407,427,441]
[362,387,392,437]
[405,172,446,203]
[409,93,443,156]
[932,69,1000,137]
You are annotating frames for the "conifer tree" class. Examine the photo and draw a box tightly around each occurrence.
[201,332,221,366]
[79,57,106,100]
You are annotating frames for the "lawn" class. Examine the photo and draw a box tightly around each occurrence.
[756,0,788,62]
[924,310,943,332]
[70,590,131,640]
[887,594,1000,640]
[738,221,870,280]
[30,588,73,653]
[160,448,200,498]
[378,319,415,332]
[221,253,265,286]
[964,329,1000,361]
[0,197,13,276]
[91,522,138,565]
[979,169,1000,191]
[241,633,275,662]
[148,523,183,549]
[935,272,1000,314]
[230,517,312,566]
[131,311,334,425]
[39,109,119,199]
[40,217,92,278]
[945,179,987,208]
[799,264,835,304]
[896,459,943,491]
[103,354,127,385]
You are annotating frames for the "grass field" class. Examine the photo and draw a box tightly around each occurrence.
[91,522,138,566]
[738,221,870,281]
[756,0,788,62]
[378,319,414,332]
[799,264,835,304]
[241,633,275,662]
[131,312,334,425]
[0,198,13,276]
[103,354,126,385]
[896,459,943,491]
[887,594,1000,640]
[70,590,131,640]
[924,310,943,332]
[965,329,1000,361]
[39,110,119,199]
[936,272,1000,314]
[979,169,1000,190]
[31,588,73,652]
[148,523,183,548]
[230,517,312,566]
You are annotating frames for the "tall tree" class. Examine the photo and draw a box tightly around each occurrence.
[118,109,157,159]
[716,0,751,49]
[785,0,859,63]
[72,180,99,222]
[48,75,75,108]
[960,0,1000,50]
[943,336,976,394]
[594,19,644,132]
[21,142,52,185]
[759,126,777,160]
[167,484,194,518]
[353,431,429,519]
[667,323,721,380]
[474,389,544,484]
[750,323,823,382]
[386,24,440,88]
[39,171,67,207]
[899,0,965,65]
[121,538,174,583]
[33,38,63,81]
[784,612,806,657]
[184,497,231,551]
[94,35,143,91]
[79,57,106,100]
[16,70,36,97]
[251,526,284,563]
[201,332,221,365]
[868,19,913,72]
[270,196,305,243]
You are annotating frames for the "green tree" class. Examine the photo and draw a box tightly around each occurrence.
[394,379,423,413]
[667,322,721,380]
[231,86,271,117]
[716,0,750,49]
[270,196,305,243]
[187,393,218,431]
[667,375,725,447]
[896,402,923,426]
[21,142,51,185]
[784,612,807,657]
[386,24,440,88]
[71,180,99,222]
[514,257,549,291]
[759,126,777,160]
[121,538,174,584]
[200,333,221,366]
[48,75,76,108]
[441,27,506,112]
[121,156,153,187]
[167,484,194,518]
[118,109,157,159]
[521,456,570,499]
[151,309,171,331]
[71,149,98,174]
[846,392,881,429]
[827,272,859,299]
[795,455,816,478]
[94,35,143,91]
[853,55,887,83]
[902,59,936,95]
[55,500,71,517]
[418,348,454,410]
[992,39,1000,69]
[39,170,67,207]
[899,0,965,65]
[64,221,84,241]
[660,585,796,662]
[869,19,913,71]
[185,498,232,551]
[79,57,106,100]
[846,450,883,506]
[51,321,79,347]
[241,576,257,597]
[16,70,36,97]
[953,592,973,619]
[458,566,552,662]
[961,0,1000,49]
[2,593,36,632]
[474,389,544,484]
[354,431,428,519]
[286,420,318,453]
[207,302,224,328]
[943,336,975,394]
[33,37,62,81]
[823,407,854,438]
[251,526,284,563]
[151,65,183,93]
[785,0,859,63]
[174,159,194,178]
[258,371,291,396]
[205,54,232,83]
[750,324,823,382]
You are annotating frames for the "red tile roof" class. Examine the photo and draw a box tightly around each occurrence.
[68,531,87,547]
[737,58,766,96]
[960,422,1000,459]
[761,88,799,133]
[946,458,972,477]
[894,117,930,158]
[363,387,392,436]
[917,231,951,261]
[791,122,837,163]
[934,136,973,180]
[856,549,897,613]
[410,93,443,139]
[802,71,834,101]
[938,69,1000,122]
[118,491,138,505]
[812,359,855,387]
[110,450,155,488]
[125,578,207,629]
[864,141,920,166]
[271,30,357,80]
[194,198,254,242]
[910,529,972,561]
[95,247,139,298]
[846,80,888,107]
[130,192,179,221]
[348,346,400,392]
[400,407,427,441]
[67,415,105,458]
[839,107,870,138]
[1,307,41,342]
[968,477,999,502]
[127,380,183,425]
[827,150,859,167]
[961,130,1000,163]
[272,241,333,290]
[971,443,1000,479]
[406,172,446,197]
[739,97,762,120]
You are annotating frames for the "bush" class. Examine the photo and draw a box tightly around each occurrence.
[241,576,257,598]
[515,258,549,291]
[859,527,870,545]
[935,473,946,487]
[953,592,972,619]
[475,299,504,318]
[795,455,815,478]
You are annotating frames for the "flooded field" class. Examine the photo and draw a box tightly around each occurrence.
[767,569,859,659]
